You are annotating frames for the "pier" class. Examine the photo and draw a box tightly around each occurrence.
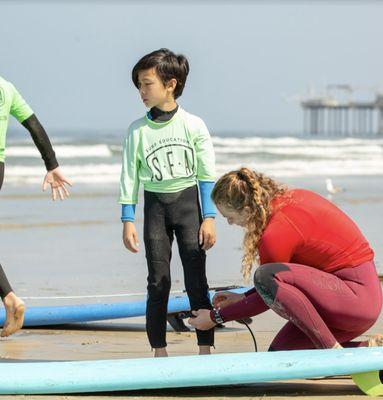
[301,85,383,136]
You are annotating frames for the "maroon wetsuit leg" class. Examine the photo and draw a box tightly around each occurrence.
[219,261,381,350]
[260,261,381,350]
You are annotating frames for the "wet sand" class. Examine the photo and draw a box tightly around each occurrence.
[0,177,382,398]
[0,307,382,399]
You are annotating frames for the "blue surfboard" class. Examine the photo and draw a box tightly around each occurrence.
[0,347,381,394]
[0,288,249,327]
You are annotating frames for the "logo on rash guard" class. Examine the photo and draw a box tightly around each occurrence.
[145,144,195,182]
[0,87,4,107]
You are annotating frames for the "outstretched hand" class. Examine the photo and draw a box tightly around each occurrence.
[42,167,72,200]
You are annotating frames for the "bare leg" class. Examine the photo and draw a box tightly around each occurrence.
[366,334,383,347]
[1,292,25,337]
[346,334,383,348]
[154,347,168,357]
[199,345,211,355]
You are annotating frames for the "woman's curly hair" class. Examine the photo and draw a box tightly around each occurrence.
[212,168,287,281]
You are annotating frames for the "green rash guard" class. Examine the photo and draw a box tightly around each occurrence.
[119,107,215,204]
[0,76,34,163]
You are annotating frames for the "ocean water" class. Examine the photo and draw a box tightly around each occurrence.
[4,133,383,184]
[0,132,382,302]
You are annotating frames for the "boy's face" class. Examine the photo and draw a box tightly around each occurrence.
[137,68,175,109]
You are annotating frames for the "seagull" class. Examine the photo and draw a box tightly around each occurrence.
[326,178,344,195]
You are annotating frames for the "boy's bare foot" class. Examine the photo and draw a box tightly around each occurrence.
[154,347,168,357]
[199,345,211,355]
[1,292,25,337]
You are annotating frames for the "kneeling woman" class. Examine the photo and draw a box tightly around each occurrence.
[190,168,382,350]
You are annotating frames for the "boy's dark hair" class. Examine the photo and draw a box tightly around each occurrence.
[132,48,189,99]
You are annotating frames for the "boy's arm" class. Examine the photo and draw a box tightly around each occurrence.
[121,204,136,222]
[194,119,216,218]
[9,83,58,171]
[193,119,217,250]
[22,115,59,171]
[194,119,215,182]
[9,82,34,123]
[119,128,141,217]
[198,180,216,219]
[120,128,140,253]
[10,82,71,200]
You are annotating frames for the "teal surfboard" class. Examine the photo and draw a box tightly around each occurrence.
[0,347,381,394]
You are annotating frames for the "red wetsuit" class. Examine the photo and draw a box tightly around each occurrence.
[217,189,381,350]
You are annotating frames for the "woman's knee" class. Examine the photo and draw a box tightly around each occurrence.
[254,263,290,302]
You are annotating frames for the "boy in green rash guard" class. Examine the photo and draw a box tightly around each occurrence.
[0,75,72,337]
[119,49,217,357]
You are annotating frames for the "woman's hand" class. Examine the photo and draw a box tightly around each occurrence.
[213,291,245,309]
[188,309,216,331]
[123,222,139,253]
[42,167,72,200]
[199,217,216,251]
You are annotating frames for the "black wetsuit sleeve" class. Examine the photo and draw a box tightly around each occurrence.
[22,114,59,171]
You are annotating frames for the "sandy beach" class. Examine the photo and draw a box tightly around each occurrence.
[1,160,383,399]
[1,0,382,396]
[0,306,382,399]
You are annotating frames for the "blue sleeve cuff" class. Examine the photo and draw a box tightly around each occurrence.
[198,180,216,219]
[121,204,136,222]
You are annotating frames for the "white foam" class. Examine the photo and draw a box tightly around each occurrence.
[215,145,383,157]
[212,135,383,147]
[4,135,383,184]
[5,164,121,184]
[6,145,112,158]
[216,158,383,177]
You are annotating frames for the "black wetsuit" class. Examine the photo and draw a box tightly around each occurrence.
[22,114,58,171]
[144,107,214,348]
[0,114,58,299]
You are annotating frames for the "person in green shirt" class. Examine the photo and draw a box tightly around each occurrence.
[0,75,72,337]
[119,49,216,357]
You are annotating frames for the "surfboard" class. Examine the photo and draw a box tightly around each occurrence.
[0,347,381,394]
[352,370,383,396]
[0,287,248,327]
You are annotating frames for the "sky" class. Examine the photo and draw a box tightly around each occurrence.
[1,1,382,135]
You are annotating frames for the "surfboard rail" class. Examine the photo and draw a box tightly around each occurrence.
[0,347,381,394]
